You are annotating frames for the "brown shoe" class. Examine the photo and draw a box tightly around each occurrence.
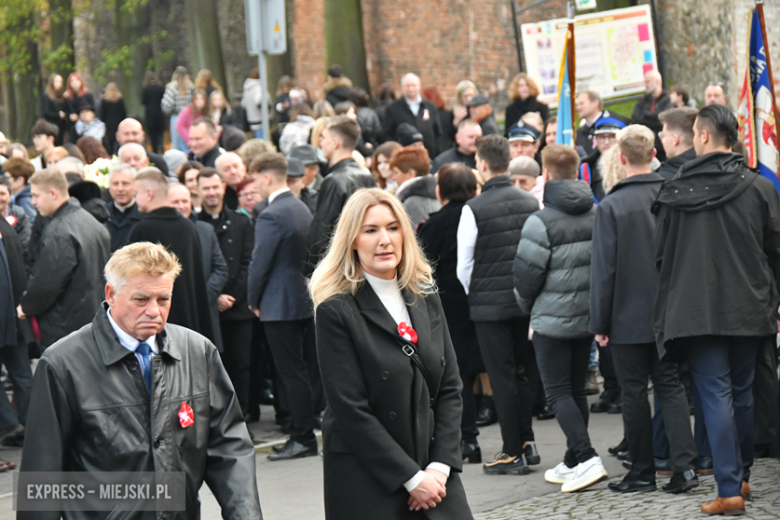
[701,496,745,516]
[741,481,751,501]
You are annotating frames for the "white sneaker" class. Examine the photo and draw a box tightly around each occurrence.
[560,456,608,493]
[544,462,576,484]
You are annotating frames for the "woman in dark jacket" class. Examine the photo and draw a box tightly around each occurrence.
[98,82,127,153]
[311,188,472,520]
[64,72,95,144]
[504,74,550,135]
[42,74,68,146]
[417,163,483,464]
[141,72,166,153]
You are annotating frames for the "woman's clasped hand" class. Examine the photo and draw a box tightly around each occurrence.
[408,469,447,511]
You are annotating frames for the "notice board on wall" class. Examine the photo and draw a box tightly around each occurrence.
[521,5,658,106]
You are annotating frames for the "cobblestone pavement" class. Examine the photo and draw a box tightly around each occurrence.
[475,459,780,520]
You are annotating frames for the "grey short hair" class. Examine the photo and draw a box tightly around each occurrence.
[117,142,147,159]
[108,163,137,180]
[215,152,242,172]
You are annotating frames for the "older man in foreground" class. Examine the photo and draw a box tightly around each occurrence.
[20,242,262,520]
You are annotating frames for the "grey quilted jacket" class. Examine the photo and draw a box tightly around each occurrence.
[513,179,596,339]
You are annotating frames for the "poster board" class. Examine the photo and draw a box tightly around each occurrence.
[521,5,658,106]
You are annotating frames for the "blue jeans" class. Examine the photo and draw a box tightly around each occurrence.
[588,341,599,372]
[685,335,759,498]
[0,335,32,429]
[170,114,189,153]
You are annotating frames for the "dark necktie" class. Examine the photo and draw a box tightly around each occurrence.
[135,342,152,392]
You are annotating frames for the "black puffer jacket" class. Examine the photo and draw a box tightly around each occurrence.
[20,306,262,520]
[513,179,596,339]
[652,152,780,358]
[467,175,540,321]
[19,199,110,348]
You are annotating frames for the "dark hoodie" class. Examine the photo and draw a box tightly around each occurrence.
[513,179,596,338]
[652,152,780,359]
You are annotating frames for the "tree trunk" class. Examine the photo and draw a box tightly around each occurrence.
[12,19,41,142]
[115,0,152,117]
[49,0,75,74]
[3,73,17,140]
[184,0,227,91]
[324,0,368,90]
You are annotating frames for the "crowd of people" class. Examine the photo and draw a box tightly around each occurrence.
[0,61,771,519]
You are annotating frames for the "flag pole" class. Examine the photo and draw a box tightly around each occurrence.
[756,0,780,147]
[567,0,576,136]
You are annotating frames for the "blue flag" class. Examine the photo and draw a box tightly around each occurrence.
[749,8,780,193]
[556,38,574,147]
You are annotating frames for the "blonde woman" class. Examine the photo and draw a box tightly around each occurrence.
[600,145,625,195]
[311,189,473,520]
[162,66,194,152]
[209,90,234,133]
[99,82,126,152]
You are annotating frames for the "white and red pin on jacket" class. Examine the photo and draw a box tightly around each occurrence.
[397,322,418,344]
[178,402,194,428]
[5,215,17,227]
[422,109,430,121]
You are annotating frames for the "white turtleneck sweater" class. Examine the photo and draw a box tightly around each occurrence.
[363,272,451,492]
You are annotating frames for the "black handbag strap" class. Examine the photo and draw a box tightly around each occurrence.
[401,344,441,405]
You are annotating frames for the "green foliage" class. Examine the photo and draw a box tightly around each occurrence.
[0,0,45,75]
[93,31,172,83]
[42,42,75,75]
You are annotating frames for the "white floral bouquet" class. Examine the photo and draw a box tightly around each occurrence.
[82,156,119,189]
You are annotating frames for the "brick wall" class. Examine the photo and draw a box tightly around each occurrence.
[291,0,779,113]
[292,0,567,109]
[292,0,327,95]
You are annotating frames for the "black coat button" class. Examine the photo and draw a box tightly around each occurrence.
[228,239,233,243]
[441,357,446,366]
[381,371,390,380]
[389,412,397,420]
[154,439,161,448]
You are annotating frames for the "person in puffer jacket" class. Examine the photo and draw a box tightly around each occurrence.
[512,144,606,493]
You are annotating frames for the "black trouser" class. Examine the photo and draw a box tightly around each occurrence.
[264,319,317,446]
[599,345,619,395]
[533,333,596,467]
[612,342,696,481]
[474,317,535,457]
[753,335,778,452]
[220,319,254,415]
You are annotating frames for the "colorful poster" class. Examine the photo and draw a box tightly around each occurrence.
[521,5,658,106]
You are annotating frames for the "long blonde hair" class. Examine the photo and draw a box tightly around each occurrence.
[601,145,625,194]
[103,82,123,102]
[309,188,435,308]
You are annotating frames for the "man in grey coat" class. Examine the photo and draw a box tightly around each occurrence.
[168,183,228,350]
[513,144,604,493]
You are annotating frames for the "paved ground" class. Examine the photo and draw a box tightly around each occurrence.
[1,396,779,519]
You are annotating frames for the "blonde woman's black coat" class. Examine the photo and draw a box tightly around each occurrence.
[315,282,473,520]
